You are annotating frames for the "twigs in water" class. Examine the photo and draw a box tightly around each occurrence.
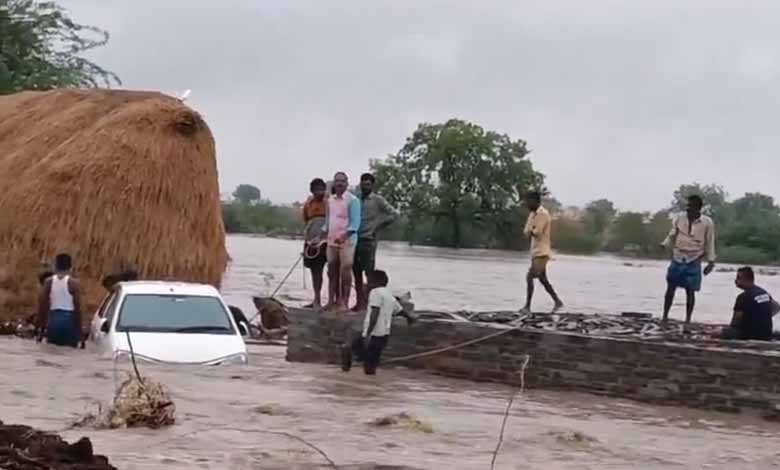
[491,354,530,470]
[124,330,142,385]
[150,426,336,468]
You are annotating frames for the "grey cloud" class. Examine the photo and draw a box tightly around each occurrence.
[63,0,780,210]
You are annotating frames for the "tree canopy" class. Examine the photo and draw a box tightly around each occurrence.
[232,184,262,205]
[371,119,543,247]
[0,0,119,94]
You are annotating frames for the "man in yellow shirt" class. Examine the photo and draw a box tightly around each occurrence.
[520,191,564,314]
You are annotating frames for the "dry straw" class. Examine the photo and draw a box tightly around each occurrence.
[0,89,228,320]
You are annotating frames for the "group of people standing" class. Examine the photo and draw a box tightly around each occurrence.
[301,171,399,312]
[525,192,778,341]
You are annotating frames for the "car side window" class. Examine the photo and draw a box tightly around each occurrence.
[102,293,121,329]
[96,294,111,318]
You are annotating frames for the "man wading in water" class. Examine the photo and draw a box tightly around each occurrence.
[661,194,716,326]
[36,253,82,348]
[520,191,564,314]
[302,178,328,309]
[323,172,361,311]
[352,172,399,311]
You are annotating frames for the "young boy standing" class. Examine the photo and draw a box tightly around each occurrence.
[341,269,412,375]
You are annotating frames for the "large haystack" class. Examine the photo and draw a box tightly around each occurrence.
[0,89,228,320]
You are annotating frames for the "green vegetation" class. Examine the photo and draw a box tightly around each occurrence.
[371,119,543,248]
[0,0,119,94]
[222,184,302,236]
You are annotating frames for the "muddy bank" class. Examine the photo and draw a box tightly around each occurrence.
[0,420,115,470]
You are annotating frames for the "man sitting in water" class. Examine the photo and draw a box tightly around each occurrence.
[341,269,414,375]
[36,253,82,348]
[720,267,780,341]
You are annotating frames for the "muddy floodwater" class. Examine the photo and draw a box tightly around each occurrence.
[3,236,780,469]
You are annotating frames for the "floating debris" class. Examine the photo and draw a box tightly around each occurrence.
[370,412,434,434]
[75,372,175,429]
[253,403,295,416]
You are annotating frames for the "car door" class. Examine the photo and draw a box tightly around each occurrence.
[92,292,119,350]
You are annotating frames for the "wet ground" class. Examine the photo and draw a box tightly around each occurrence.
[3,236,780,469]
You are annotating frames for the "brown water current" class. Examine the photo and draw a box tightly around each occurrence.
[2,236,780,469]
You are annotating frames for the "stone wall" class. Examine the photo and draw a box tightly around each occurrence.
[286,309,780,414]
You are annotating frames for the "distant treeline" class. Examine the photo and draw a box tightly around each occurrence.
[221,182,780,266]
[222,120,779,266]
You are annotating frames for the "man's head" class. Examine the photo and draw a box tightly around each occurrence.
[687,195,704,219]
[54,253,72,273]
[735,267,755,290]
[332,172,348,196]
[368,269,389,289]
[525,191,542,212]
[360,173,375,196]
[310,178,327,200]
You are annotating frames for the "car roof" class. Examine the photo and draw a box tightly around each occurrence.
[117,281,222,297]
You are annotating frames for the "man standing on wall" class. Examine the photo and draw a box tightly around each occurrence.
[302,178,328,309]
[352,173,400,311]
[323,172,361,311]
[661,194,716,325]
[520,191,564,314]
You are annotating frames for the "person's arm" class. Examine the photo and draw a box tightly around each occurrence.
[346,197,362,241]
[70,278,83,337]
[661,217,678,249]
[321,201,329,234]
[366,306,380,338]
[376,196,400,231]
[36,279,51,340]
[703,222,716,275]
[523,213,533,237]
[730,295,745,328]
[302,201,310,224]
[529,211,550,239]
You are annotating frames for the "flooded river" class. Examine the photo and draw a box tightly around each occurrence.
[3,236,780,469]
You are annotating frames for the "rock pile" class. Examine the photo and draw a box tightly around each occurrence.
[0,420,116,470]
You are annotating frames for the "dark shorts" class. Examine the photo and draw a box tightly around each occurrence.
[47,309,79,347]
[528,256,549,278]
[351,334,389,374]
[303,243,327,269]
[353,238,377,274]
[666,260,702,292]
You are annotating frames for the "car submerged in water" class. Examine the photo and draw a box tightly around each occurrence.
[90,281,248,365]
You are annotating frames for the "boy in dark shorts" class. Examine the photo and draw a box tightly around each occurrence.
[341,270,414,375]
[302,178,328,308]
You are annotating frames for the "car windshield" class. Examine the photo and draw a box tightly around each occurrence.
[116,294,235,334]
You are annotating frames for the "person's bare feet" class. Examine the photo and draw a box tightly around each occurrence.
[551,301,564,313]
[519,306,531,314]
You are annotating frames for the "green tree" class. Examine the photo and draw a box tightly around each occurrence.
[583,198,616,237]
[606,212,649,253]
[371,119,543,248]
[233,184,262,205]
[719,192,780,263]
[0,0,119,93]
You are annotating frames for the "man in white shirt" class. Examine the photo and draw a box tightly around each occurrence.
[661,195,716,325]
[341,269,412,375]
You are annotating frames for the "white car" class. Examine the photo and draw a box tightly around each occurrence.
[90,281,247,365]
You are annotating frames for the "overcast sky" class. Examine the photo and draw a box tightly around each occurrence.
[62,1,780,211]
